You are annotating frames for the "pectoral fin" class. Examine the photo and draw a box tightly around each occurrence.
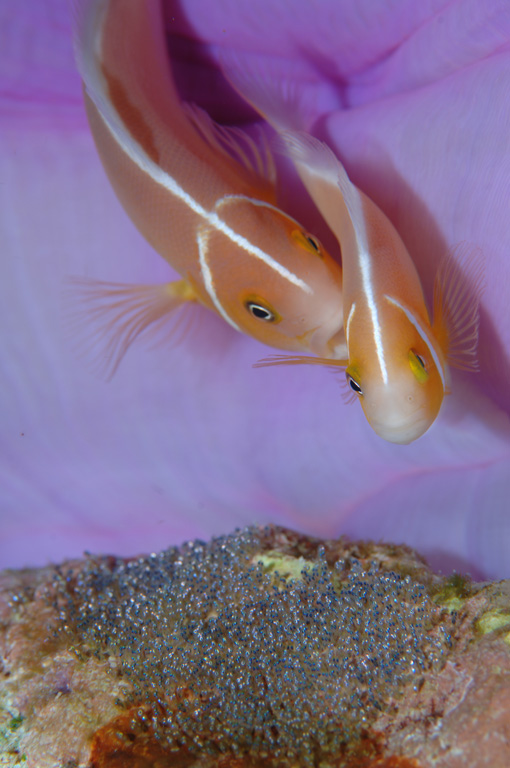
[432,243,485,371]
[254,354,348,369]
[65,277,198,377]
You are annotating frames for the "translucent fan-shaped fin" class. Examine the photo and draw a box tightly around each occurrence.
[64,277,198,378]
[433,243,485,372]
[182,102,276,195]
[254,354,347,369]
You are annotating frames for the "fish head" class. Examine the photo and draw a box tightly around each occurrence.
[345,304,447,444]
[204,197,345,357]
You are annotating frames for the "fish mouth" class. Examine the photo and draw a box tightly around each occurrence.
[370,413,432,444]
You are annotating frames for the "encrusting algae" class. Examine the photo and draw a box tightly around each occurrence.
[53,526,453,767]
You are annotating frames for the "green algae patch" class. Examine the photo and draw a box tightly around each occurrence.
[0,707,25,765]
[433,573,472,612]
[8,716,24,732]
[254,551,315,581]
[477,610,510,636]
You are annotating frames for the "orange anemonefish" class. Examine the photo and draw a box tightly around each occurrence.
[70,0,347,374]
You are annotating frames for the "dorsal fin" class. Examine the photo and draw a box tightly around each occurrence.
[432,243,485,371]
[182,102,276,189]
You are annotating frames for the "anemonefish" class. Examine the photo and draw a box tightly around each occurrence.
[223,65,483,444]
[70,0,347,374]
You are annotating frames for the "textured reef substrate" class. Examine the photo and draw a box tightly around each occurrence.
[1,525,510,768]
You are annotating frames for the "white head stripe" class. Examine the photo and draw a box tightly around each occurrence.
[197,230,241,332]
[217,194,304,227]
[213,195,312,292]
[384,295,447,391]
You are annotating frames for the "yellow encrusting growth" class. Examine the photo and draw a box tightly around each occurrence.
[254,551,315,581]
[478,611,510,636]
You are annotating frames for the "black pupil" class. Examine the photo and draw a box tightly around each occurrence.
[348,376,362,394]
[249,304,272,321]
[416,354,426,368]
[306,235,319,252]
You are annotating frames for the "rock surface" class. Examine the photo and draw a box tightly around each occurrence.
[0,525,509,768]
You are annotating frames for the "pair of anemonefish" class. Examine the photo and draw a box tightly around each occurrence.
[73,0,482,444]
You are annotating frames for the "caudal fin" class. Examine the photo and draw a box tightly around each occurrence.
[64,277,198,378]
[433,243,485,371]
[219,51,314,133]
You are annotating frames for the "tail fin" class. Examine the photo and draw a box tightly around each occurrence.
[219,51,319,133]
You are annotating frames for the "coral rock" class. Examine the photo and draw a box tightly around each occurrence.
[0,526,509,768]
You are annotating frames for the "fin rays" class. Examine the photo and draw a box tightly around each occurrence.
[64,277,197,378]
[253,354,346,369]
[182,103,276,189]
[433,244,485,372]
[254,354,356,403]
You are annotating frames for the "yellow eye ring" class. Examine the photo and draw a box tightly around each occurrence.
[291,229,323,257]
[243,295,281,324]
[409,349,429,383]
[345,367,363,396]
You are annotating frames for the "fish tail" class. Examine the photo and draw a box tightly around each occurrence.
[64,277,198,378]
[432,243,485,371]
[219,48,344,136]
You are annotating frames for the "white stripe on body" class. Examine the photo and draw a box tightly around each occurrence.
[197,229,241,331]
[284,136,389,384]
[341,185,389,385]
[83,43,312,296]
[113,121,311,291]
[216,194,305,229]
[345,302,356,344]
[384,295,447,391]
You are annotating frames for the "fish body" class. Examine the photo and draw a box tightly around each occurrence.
[284,135,449,443]
[223,65,482,443]
[71,0,346,372]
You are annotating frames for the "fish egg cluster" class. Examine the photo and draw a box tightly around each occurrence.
[57,528,449,764]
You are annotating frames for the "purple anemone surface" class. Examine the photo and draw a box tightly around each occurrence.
[1,0,510,578]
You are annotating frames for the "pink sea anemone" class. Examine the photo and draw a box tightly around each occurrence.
[1,0,509,578]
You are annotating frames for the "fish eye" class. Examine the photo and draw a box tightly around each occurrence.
[346,373,363,396]
[245,301,276,322]
[305,234,320,252]
[408,349,429,383]
[291,229,323,257]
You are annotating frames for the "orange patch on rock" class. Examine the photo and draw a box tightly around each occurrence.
[89,708,190,768]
